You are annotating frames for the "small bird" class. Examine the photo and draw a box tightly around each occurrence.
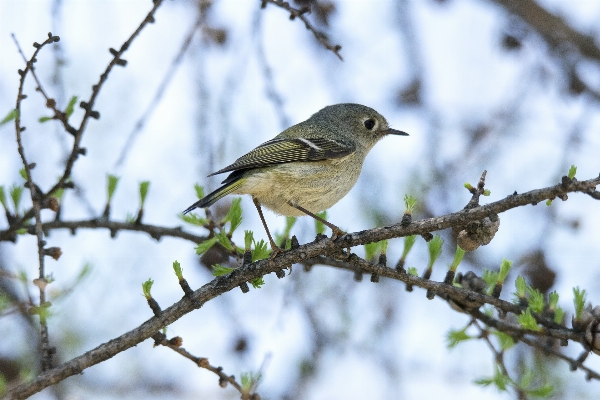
[184,103,408,253]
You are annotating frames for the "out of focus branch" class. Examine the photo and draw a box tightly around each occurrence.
[490,0,600,100]
[261,0,343,60]
[491,0,600,61]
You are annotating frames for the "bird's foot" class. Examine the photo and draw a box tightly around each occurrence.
[268,242,283,259]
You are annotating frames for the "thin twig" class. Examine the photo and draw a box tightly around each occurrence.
[261,0,343,60]
[46,0,166,202]
[151,332,248,396]
[519,335,600,381]
[12,32,61,372]
[0,219,209,244]
[471,319,529,399]
[1,0,167,248]
[11,34,78,136]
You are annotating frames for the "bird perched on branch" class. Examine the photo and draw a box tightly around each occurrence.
[184,103,408,254]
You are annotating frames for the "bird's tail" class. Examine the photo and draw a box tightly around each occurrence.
[183,175,246,214]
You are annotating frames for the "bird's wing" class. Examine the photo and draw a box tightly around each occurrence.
[208,137,355,176]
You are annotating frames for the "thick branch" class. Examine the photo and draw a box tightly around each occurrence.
[335,175,600,248]
[7,175,599,398]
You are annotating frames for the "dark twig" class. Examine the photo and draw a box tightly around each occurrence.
[261,0,343,60]
[13,32,61,373]
[0,0,166,247]
[471,319,529,398]
[0,219,208,244]
[335,175,600,248]
[11,34,77,136]
[46,0,165,203]
[464,170,487,209]
[152,332,247,395]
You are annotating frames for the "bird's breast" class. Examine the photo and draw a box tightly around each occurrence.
[235,153,364,216]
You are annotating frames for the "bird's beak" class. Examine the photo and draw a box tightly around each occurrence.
[385,128,409,136]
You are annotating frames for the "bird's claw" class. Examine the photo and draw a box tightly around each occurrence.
[269,243,283,259]
[331,228,347,240]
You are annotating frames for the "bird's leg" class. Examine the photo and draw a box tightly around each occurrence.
[287,200,346,238]
[252,197,282,257]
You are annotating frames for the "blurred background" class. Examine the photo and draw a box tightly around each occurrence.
[1,0,600,398]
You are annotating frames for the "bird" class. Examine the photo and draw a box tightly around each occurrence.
[183,103,408,254]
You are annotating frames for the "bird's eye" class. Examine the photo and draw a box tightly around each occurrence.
[364,119,375,130]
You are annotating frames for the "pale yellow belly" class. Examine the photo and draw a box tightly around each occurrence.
[233,155,363,216]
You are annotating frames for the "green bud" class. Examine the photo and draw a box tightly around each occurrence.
[139,181,150,207]
[244,230,253,250]
[517,308,541,331]
[0,109,18,126]
[172,260,183,280]
[212,264,235,276]
[402,235,417,258]
[9,184,23,214]
[446,328,471,349]
[107,174,119,202]
[250,277,265,289]
[252,239,271,261]
[573,286,587,320]
[0,186,7,209]
[448,245,465,271]
[403,194,417,214]
[194,183,205,200]
[514,276,527,299]
[497,259,512,283]
[65,95,78,119]
[427,235,444,269]
[222,197,243,234]
[142,278,154,299]
[195,237,218,255]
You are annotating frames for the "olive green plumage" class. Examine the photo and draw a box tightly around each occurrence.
[184,103,408,217]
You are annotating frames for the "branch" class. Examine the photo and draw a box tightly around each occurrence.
[12,32,62,372]
[6,174,600,398]
[151,333,251,397]
[11,34,78,136]
[46,0,165,203]
[261,0,343,60]
[0,219,209,244]
[336,175,600,248]
[1,0,167,246]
